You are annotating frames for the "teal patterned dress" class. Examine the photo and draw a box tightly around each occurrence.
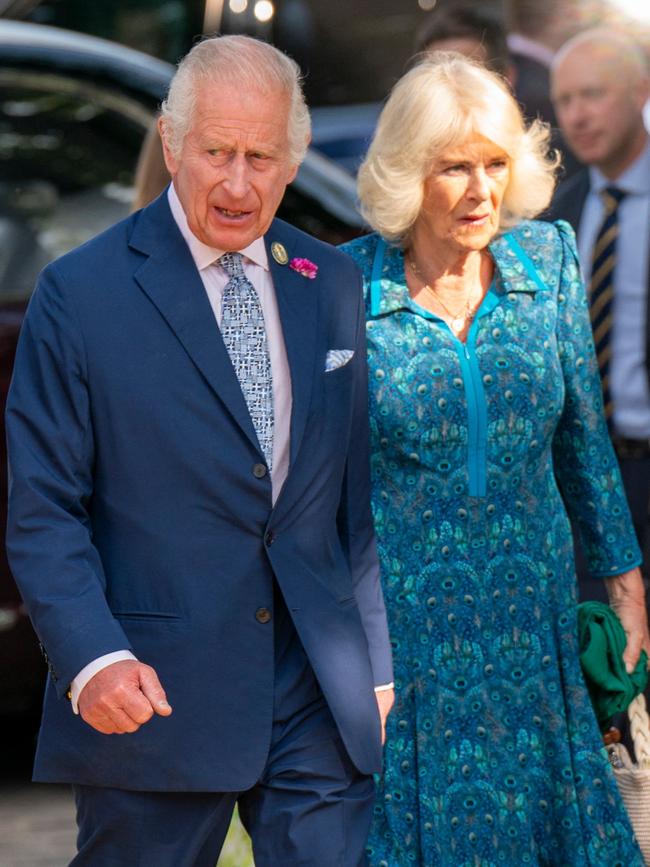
[341,221,644,867]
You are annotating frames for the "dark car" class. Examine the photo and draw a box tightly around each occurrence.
[0,19,364,721]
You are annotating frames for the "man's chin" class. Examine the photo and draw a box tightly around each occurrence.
[200,227,260,252]
[199,211,270,251]
[566,139,602,166]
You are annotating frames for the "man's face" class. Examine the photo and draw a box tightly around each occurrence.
[551,44,647,176]
[161,80,299,251]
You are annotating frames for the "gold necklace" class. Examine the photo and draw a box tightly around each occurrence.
[408,254,477,336]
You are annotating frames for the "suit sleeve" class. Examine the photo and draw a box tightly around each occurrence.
[5,264,132,698]
[551,220,642,577]
[336,266,394,686]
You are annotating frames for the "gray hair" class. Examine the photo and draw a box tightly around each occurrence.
[160,35,311,165]
[358,52,558,244]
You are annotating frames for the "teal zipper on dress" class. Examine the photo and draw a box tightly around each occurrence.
[454,324,488,498]
[370,235,491,498]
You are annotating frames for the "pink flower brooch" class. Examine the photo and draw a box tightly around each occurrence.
[289,257,318,279]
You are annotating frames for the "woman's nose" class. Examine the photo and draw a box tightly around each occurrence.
[467,168,490,200]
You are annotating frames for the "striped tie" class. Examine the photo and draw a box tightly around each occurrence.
[589,186,625,425]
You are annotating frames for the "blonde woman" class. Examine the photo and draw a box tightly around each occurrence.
[342,53,649,866]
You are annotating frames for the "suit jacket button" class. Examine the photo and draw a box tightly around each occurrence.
[255,607,272,624]
[265,531,275,546]
[253,463,268,479]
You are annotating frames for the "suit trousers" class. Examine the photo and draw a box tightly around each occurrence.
[70,583,374,867]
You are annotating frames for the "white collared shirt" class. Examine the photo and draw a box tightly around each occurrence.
[70,183,293,711]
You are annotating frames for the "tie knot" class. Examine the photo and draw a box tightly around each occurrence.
[601,186,625,211]
[219,252,245,279]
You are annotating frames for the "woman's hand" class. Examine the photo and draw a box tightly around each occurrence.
[604,567,650,672]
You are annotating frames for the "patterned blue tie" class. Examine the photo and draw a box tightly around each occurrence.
[220,252,274,470]
[589,186,625,425]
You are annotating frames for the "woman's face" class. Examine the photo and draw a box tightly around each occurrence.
[415,134,510,254]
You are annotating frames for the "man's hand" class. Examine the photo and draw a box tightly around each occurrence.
[605,568,650,673]
[77,659,172,734]
[375,688,394,745]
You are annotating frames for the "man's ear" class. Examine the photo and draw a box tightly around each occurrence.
[634,77,650,114]
[286,133,311,184]
[158,116,179,176]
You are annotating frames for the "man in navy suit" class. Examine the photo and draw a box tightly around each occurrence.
[548,29,650,577]
[6,35,393,866]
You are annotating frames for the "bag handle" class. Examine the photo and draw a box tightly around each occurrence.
[628,693,650,767]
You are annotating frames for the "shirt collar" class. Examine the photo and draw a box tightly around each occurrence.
[166,183,269,272]
[589,136,650,197]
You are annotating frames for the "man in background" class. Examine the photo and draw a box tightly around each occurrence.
[549,28,650,586]
[414,2,512,80]
[415,0,580,177]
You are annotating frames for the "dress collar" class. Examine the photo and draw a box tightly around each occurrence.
[370,231,539,318]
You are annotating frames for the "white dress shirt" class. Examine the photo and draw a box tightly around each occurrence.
[577,138,650,438]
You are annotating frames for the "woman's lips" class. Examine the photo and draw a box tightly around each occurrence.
[460,214,489,225]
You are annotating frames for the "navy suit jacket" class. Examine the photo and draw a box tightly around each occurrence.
[6,192,393,791]
[547,169,650,388]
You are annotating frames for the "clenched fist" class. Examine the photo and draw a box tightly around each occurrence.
[78,659,172,734]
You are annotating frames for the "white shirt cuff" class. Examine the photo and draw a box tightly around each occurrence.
[374,682,394,692]
[69,650,137,714]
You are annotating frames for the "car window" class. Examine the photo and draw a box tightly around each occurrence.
[0,69,153,302]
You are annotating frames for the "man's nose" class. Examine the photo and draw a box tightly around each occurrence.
[222,156,251,198]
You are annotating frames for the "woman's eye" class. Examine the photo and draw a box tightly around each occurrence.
[443,164,467,174]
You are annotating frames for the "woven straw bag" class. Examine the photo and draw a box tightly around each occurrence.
[608,693,650,864]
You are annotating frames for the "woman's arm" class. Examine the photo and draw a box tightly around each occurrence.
[605,568,650,671]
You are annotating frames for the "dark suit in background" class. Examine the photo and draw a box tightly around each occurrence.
[548,167,650,594]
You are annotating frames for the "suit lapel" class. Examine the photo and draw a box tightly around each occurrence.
[550,169,590,233]
[129,193,260,452]
[265,220,319,468]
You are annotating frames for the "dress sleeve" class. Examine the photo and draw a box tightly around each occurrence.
[551,220,642,577]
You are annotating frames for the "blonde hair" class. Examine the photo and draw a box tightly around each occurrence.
[358,52,558,244]
[160,34,310,165]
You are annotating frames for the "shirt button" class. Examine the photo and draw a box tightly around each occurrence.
[255,607,272,624]
[252,463,268,479]
[265,531,275,546]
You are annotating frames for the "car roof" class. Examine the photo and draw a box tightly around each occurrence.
[0,19,173,102]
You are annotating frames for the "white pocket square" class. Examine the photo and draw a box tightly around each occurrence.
[325,349,354,372]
